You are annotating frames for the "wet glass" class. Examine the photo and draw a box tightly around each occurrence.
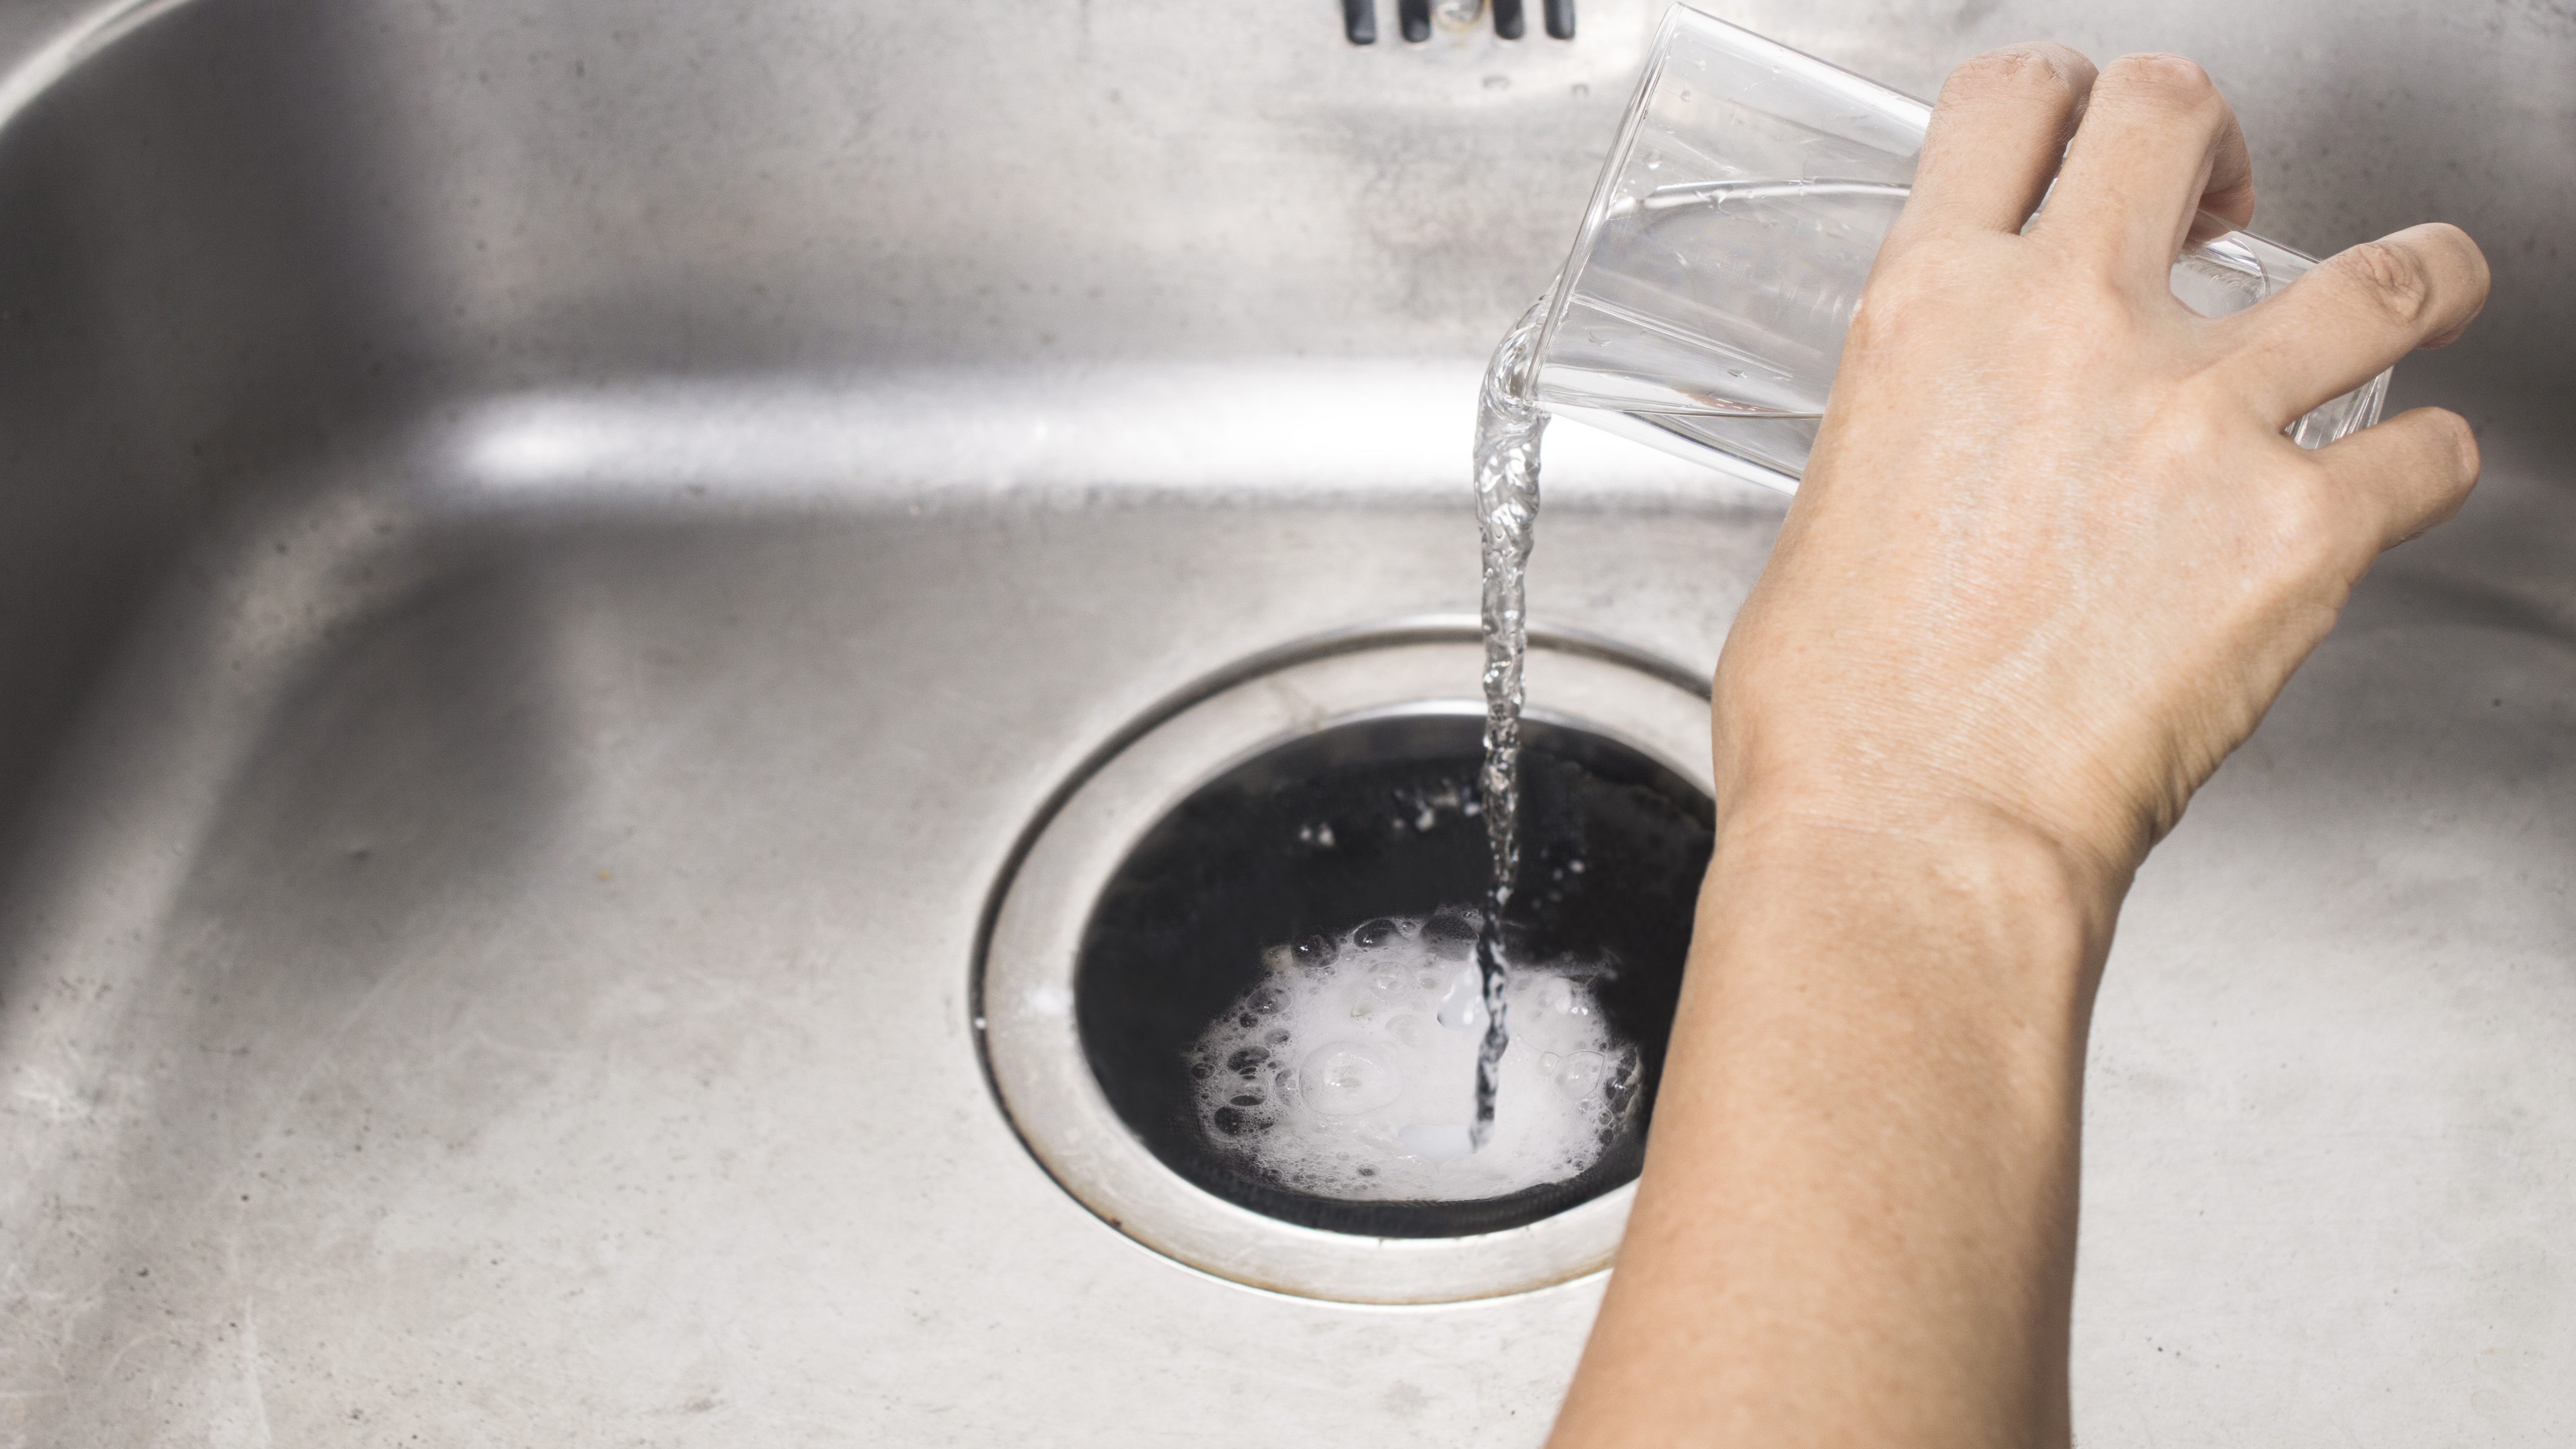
[1525,3,2391,492]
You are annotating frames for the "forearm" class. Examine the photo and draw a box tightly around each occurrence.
[1549,807,2123,1449]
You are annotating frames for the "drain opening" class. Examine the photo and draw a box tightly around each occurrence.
[1076,709,1713,1239]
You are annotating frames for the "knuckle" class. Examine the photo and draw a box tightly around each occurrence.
[1844,284,1923,354]
[2331,240,2438,329]
[1851,260,1947,332]
[2259,459,2351,558]
[2147,404,2231,478]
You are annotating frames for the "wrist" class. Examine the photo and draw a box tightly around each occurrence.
[1696,793,2127,1019]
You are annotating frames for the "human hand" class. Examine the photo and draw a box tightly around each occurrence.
[1711,45,2490,885]
[1547,49,2488,1448]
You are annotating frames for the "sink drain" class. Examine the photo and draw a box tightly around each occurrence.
[976,621,1713,1303]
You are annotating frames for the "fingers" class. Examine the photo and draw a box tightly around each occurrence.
[2034,53,2253,280]
[1888,44,2098,248]
[2208,224,2490,429]
[2308,407,2481,556]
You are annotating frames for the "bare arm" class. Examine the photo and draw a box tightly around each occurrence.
[1549,44,2489,1449]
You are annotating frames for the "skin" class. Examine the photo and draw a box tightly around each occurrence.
[1547,45,2489,1449]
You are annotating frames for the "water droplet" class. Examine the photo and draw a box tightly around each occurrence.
[1436,966,1483,1031]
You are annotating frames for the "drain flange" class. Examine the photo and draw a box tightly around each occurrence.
[976,621,1713,1304]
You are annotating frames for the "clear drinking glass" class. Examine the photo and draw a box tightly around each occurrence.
[1526,3,2392,492]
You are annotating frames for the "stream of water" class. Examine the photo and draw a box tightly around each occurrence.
[1468,293,1554,1148]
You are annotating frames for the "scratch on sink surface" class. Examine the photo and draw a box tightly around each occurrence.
[206,1300,272,1449]
[91,1324,175,1393]
[248,952,427,1147]
[7,1066,91,1123]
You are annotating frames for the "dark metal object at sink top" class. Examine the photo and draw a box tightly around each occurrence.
[1347,0,1575,45]
[0,0,2570,1443]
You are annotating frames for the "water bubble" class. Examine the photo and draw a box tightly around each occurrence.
[1398,1123,1476,1166]
[1190,914,1629,1203]
[1553,1050,1606,1100]
[1608,1044,1641,1091]
[1421,913,1477,960]
[1301,1041,1405,1116]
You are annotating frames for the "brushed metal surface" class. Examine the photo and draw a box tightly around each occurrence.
[0,0,2568,1442]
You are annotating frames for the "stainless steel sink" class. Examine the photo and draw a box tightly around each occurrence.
[2,0,2570,1442]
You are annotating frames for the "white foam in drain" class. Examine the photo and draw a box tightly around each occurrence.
[1188,914,1635,1202]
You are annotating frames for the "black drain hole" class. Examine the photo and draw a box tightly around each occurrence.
[1075,710,1713,1239]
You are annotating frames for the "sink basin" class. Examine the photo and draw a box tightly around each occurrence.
[2,0,2571,1442]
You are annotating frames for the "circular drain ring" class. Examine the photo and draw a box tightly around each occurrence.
[974,618,1712,1304]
